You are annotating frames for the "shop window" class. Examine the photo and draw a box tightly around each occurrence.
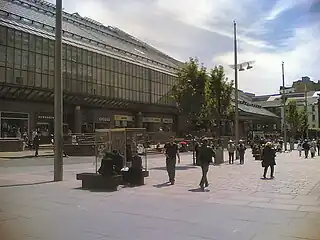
[7,29,14,47]
[22,33,29,50]
[0,26,7,45]
[27,72,35,86]
[0,66,5,82]
[0,45,5,66]
[6,68,13,83]
[0,113,29,138]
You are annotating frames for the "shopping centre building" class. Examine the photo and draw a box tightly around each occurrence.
[0,0,180,143]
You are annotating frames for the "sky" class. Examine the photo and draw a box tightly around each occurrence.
[49,0,320,95]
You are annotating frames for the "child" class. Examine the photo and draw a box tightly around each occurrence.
[297,142,302,157]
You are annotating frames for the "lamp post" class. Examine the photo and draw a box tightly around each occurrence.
[54,0,63,181]
[281,61,287,152]
[230,21,255,152]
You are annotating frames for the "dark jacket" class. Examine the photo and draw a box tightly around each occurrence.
[262,146,276,167]
[302,142,310,150]
[199,145,213,165]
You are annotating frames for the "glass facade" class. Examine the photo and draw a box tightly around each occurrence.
[0,26,176,105]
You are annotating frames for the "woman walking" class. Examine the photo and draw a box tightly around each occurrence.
[261,142,276,179]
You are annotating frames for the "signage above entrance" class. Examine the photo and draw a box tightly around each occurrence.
[97,117,110,122]
[142,117,161,123]
[114,115,133,121]
[163,118,173,124]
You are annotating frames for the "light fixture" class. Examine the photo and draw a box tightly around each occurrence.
[239,64,245,71]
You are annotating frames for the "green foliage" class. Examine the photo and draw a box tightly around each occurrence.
[172,59,233,133]
[285,100,309,136]
[171,58,207,129]
[299,107,309,135]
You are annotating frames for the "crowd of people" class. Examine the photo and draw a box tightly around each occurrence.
[162,136,286,191]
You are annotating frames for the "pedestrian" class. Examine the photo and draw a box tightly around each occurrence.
[310,139,317,158]
[237,140,246,164]
[198,138,213,190]
[163,136,180,185]
[33,131,40,157]
[302,139,310,158]
[297,141,302,157]
[317,138,320,156]
[261,142,276,179]
[227,140,235,164]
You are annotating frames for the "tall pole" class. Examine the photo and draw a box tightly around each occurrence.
[304,84,309,139]
[282,61,287,151]
[54,0,63,181]
[233,21,239,147]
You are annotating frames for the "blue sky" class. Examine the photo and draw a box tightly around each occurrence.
[51,0,320,95]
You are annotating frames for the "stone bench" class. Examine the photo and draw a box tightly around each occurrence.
[76,173,122,191]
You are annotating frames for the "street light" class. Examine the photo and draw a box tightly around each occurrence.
[281,61,287,152]
[54,0,63,181]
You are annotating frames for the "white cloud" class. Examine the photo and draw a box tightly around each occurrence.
[48,0,320,95]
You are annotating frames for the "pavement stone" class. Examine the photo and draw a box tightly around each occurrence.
[0,150,54,159]
[1,150,320,239]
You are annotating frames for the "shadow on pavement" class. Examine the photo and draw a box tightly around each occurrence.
[188,188,210,192]
[153,182,172,188]
[0,180,54,188]
[150,165,197,171]
[72,187,118,192]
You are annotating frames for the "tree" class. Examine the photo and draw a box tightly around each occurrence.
[171,58,207,131]
[299,107,309,138]
[286,100,300,138]
[204,65,234,139]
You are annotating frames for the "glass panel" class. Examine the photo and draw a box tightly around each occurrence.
[35,37,42,53]
[49,57,54,75]
[7,28,14,47]
[72,61,77,79]
[21,70,28,85]
[48,40,54,56]
[0,66,5,82]
[6,47,14,68]
[0,26,7,45]
[42,74,48,88]
[42,38,49,55]
[35,54,42,73]
[66,45,72,60]
[21,50,28,70]
[92,52,97,67]
[22,33,29,50]
[29,34,36,52]
[6,68,14,83]
[14,31,22,49]
[28,52,35,71]
[35,73,41,87]
[42,55,49,74]
[48,75,54,89]
[14,48,22,69]
[71,46,77,62]
[27,71,35,86]
[0,45,6,67]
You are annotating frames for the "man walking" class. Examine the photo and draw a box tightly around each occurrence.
[302,139,310,158]
[237,140,246,165]
[227,140,236,164]
[163,136,180,185]
[199,138,213,190]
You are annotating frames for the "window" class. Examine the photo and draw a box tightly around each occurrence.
[49,40,54,56]
[21,50,28,70]
[83,50,88,65]
[71,46,77,62]
[28,71,35,86]
[7,29,14,47]
[312,105,315,112]
[42,74,48,88]
[0,66,5,82]
[0,46,6,66]
[48,75,54,89]
[21,70,28,85]
[35,73,41,87]
[49,57,54,75]
[28,52,35,71]
[6,47,14,68]
[71,61,77,79]
[97,54,101,68]
[66,45,72,61]
[14,48,22,69]
[29,35,36,52]
[87,52,92,66]
[35,37,42,53]
[42,56,49,73]
[35,54,42,72]
[6,68,13,83]
[14,70,21,84]
[42,38,49,55]
[77,48,83,63]
[0,26,7,45]
[312,115,316,121]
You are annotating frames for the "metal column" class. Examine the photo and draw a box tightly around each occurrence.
[282,62,287,151]
[233,21,239,147]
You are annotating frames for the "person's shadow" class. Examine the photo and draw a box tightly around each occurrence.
[188,187,210,192]
[153,182,172,188]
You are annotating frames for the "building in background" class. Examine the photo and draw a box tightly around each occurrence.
[0,0,181,143]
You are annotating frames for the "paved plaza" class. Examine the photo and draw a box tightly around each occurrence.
[1,151,320,239]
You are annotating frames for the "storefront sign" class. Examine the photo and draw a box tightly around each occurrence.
[38,115,54,120]
[97,117,110,122]
[142,117,161,123]
[162,118,173,124]
[114,115,133,121]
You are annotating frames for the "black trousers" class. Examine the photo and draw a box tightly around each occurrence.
[263,165,274,178]
[304,150,309,158]
[166,158,176,183]
[228,152,234,164]
[200,163,209,187]
[34,146,39,156]
[239,153,245,164]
